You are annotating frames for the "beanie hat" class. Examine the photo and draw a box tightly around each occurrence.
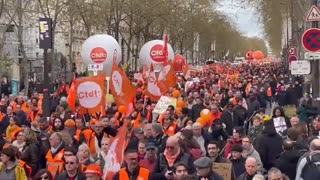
[64,119,76,127]
[231,144,243,153]
[151,123,163,134]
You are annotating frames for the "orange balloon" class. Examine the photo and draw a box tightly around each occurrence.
[176,100,185,108]
[253,51,264,60]
[118,105,128,114]
[196,117,206,127]
[200,109,212,121]
[172,90,181,98]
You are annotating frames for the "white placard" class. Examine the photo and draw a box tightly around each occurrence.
[290,60,311,75]
[153,96,177,114]
[88,64,104,71]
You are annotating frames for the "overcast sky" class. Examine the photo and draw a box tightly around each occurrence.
[216,0,264,38]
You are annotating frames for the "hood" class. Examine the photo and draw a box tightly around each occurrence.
[282,150,303,163]
[262,126,278,136]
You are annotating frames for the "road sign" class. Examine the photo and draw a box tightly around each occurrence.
[288,55,297,64]
[305,52,320,60]
[287,46,297,56]
[306,5,320,21]
[291,60,311,75]
[302,28,320,52]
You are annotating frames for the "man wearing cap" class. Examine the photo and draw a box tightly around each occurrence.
[139,141,158,173]
[113,149,152,180]
[230,144,246,178]
[193,157,223,180]
[84,164,102,180]
[151,123,168,154]
[127,127,146,151]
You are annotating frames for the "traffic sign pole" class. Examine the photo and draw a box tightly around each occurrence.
[311,0,320,98]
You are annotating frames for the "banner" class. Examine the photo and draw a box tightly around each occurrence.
[75,73,106,114]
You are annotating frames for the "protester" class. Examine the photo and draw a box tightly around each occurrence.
[0,61,317,180]
[193,156,223,180]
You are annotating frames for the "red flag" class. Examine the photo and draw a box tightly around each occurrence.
[67,80,76,112]
[103,120,129,179]
[163,33,168,64]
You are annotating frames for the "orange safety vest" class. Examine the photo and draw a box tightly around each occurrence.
[119,167,150,180]
[28,111,38,122]
[0,112,3,122]
[10,127,22,142]
[19,160,32,178]
[88,132,97,156]
[12,102,17,112]
[83,129,93,143]
[267,87,272,97]
[21,102,28,113]
[162,122,177,136]
[46,149,65,179]
[74,129,81,142]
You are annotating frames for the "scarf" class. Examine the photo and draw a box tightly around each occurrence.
[164,147,180,167]
[79,158,89,164]
[51,141,63,154]
[12,141,25,152]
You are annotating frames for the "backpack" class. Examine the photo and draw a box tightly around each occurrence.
[301,153,320,180]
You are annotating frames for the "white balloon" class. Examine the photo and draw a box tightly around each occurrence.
[139,40,174,72]
[81,34,121,75]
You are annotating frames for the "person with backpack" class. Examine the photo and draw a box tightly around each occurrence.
[295,138,320,180]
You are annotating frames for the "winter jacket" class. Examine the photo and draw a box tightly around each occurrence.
[231,157,246,178]
[189,103,206,122]
[274,149,305,180]
[255,128,283,170]
[56,171,86,180]
[20,142,40,176]
[155,150,195,174]
[0,161,27,180]
[224,138,242,158]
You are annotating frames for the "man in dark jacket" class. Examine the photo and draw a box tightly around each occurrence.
[255,120,283,170]
[189,97,205,122]
[230,144,246,178]
[221,103,235,135]
[237,157,258,180]
[274,140,304,180]
[193,157,223,180]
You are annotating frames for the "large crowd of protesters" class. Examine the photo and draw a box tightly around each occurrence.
[0,62,319,180]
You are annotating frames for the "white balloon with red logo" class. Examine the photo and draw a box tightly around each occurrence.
[81,34,121,75]
[139,40,174,72]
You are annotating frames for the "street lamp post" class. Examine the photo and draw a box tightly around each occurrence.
[39,18,52,117]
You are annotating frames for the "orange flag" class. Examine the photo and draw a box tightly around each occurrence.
[75,73,106,114]
[145,64,161,101]
[158,61,177,94]
[110,61,137,107]
[103,120,129,179]
[67,80,76,112]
